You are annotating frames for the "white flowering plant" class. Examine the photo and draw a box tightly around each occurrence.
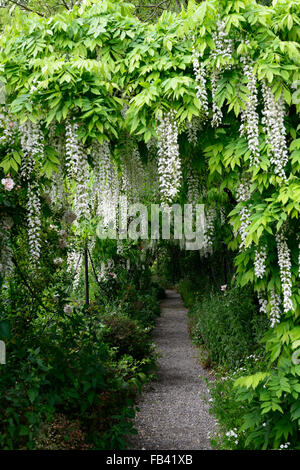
[0,0,299,450]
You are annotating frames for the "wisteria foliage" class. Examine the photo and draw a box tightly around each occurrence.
[0,0,298,364]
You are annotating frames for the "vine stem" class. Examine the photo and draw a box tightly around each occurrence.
[87,248,106,294]
[11,255,54,313]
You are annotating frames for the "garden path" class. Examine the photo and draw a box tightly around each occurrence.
[128,289,215,450]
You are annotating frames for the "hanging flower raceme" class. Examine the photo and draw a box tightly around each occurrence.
[146,136,157,156]
[49,171,65,211]
[65,121,84,179]
[186,161,200,206]
[236,179,252,249]
[74,156,90,222]
[20,121,44,263]
[258,290,281,328]
[220,207,226,225]
[67,250,82,290]
[102,171,119,231]
[93,141,119,231]
[258,293,268,314]
[144,157,159,202]
[261,81,289,181]
[203,207,216,257]
[240,57,260,167]
[186,118,202,146]
[192,47,209,120]
[210,20,233,128]
[276,229,294,313]
[254,244,267,279]
[211,20,233,63]
[48,124,66,210]
[0,216,14,277]
[269,288,282,328]
[20,120,44,179]
[211,71,223,128]
[121,144,145,203]
[157,110,181,208]
[0,107,19,146]
[93,141,112,193]
[65,121,90,222]
[27,181,42,262]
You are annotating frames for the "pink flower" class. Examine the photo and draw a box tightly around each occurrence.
[1,177,15,191]
[221,284,227,291]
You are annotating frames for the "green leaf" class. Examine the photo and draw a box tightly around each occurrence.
[0,320,11,340]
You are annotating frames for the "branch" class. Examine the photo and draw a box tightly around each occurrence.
[60,0,71,9]
[11,256,52,313]
[6,0,44,16]
[87,248,106,294]
[223,188,237,205]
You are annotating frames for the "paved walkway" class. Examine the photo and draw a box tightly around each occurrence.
[128,289,215,450]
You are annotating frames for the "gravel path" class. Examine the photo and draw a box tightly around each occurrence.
[128,289,215,450]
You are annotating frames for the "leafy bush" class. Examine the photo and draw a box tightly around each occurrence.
[101,312,152,361]
[127,291,161,328]
[178,278,198,308]
[189,286,268,369]
[206,353,268,450]
[0,285,158,450]
[231,321,300,450]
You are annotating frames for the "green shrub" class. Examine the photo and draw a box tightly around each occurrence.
[101,312,152,361]
[231,321,300,450]
[0,299,156,450]
[206,353,268,450]
[178,278,197,307]
[151,282,166,300]
[128,291,161,328]
[190,286,269,369]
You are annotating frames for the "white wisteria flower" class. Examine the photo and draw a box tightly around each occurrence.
[192,46,209,120]
[258,293,268,314]
[27,182,42,262]
[20,120,44,263]
[254,244,267,279]
[157,110,181,207]
[262,81,288,181]
[210,20,233,128]
[203,207,216,256]
[269,288,282,328]
[236,178,252,249]
[276,230,294,313]
[63,305,73,314]
[0,216,13,277]
[240,57,260,167]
